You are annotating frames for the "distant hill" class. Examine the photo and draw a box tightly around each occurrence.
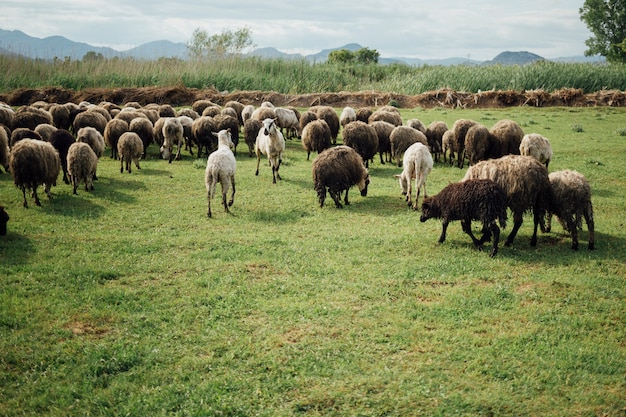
[0,27,605,65]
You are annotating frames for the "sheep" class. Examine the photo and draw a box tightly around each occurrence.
[72,109,107,136]
[205,129,237,218]
[178,115,195,155]
[67,142,98,194]
[158,104,176,118]
[463,155,551,247]
[370,120,394,165]
[213,114,240,155]
[425,121,447,163]
[114,109,148,124]
[76,126,105,180]
[463,123,491,166]
[10,128,43,147]
[241,105,255,123]
[442,130,455,165]
[192,116,217,158]
[0,206,8,236]
[117,132,144,173]
[12,106,53,130]
[221,106,238,120]
[341,120,379,168]
[406,118,427,134]
[104,118,129,159]
[34,123,57,142]
[310,106,340,144]
[224,100,245,125]
[129,117,154,158]
[255,118,285,184]
[202,105,223,118]
[9,138,61,208]
[192,99,219,115]
[243,118,262,157]
[545,170,595,250]
[519,133,553,168]
[0,127,9,173]
[355,107,373,123]
[368,109,403,127]
[420,179,508,258]
[489,119,524,158]
[312,145,370,208]
[177,107,200,120]
[339,106,357,128]
[389,125,428,167]
[450,118,477,168]
[49,129,75,184]
[301,119,331,160]
[394,142,433,210]
[160,117,184,162]
[275,107,300,139]
[299,110,318,133]
[251,106,276,122]
[0,105,14,129]
[48,103,72,131]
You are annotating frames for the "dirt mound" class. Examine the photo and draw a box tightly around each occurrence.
[2,86,625,108]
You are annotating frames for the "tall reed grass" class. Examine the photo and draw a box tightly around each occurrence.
[1,54,625,94]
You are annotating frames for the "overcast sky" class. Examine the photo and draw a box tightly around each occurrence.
[0,0,593,61]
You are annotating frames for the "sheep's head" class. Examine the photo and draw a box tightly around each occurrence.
[213,128,234,150]
[261,118,277,136]
[358,173,370,197]
[160,144,171,161]
[419,197,439,222]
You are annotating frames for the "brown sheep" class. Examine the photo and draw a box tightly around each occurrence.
[368,109,403,127]
[463,123,491,166]
[355,107,373,123]
[72,110,107,136]
[117,132,144,173]
[49,129,75,184]
[104,118,129,160]
[450,118,477,168]
[370,120,394,164]
[299,110,318,133]
[389,125,428,167]
[519,133,553,168]
[342,121,379,168]
[67,142,98,194]
[10,128,43,147]
[192,116,218,158]
[425,121,448,163]
[12,106,53,130]
[301,119,332,160]
[244,119,262,157]
[129,117,154,158]
[312,145,370,209]
[310,106,340,144]
[213,114,240,155]
[489,119,524,158]
[0,127,9,173]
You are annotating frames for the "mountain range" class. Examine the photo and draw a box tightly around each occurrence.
[0,28,605,66]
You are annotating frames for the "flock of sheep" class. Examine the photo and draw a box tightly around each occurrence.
[0,98,595,255]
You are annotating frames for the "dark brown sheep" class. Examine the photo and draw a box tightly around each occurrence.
[12,106,53,130]
[368,109,403,127]
[389,125,428,167]
[104,118,129,160]
[49,103,72,130]
[310,106,340,144]
[370,120,394,164]
[213,114,240,155]
[243,119,262,157]
[49,129,76,184]
[463,123,491,166]
[301,119,331,160]
[10,128,43,147]
[72,110,107,136]
[450,118,477,168]
[425,121,448,163]
[420,179,508,257]
[341,121,379,168]
[0,127,10,173]
[299,110,318,133]
[0,206,8,236]
[129,117,154,158]
[489,119,524,158]
[192,116,217,158]
[312,145,370,209]
[355,107,373,123]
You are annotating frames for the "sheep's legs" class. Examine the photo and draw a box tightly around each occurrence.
[438,221,449,243]
[461,220,482,247]
[343,189,351,206]
[490,225,501,257]
[584,203,595,250]
[228,176,236,208]
[330,189,343,208]
[505,212,523,246]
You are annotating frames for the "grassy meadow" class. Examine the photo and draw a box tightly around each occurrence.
[1,105,626,416]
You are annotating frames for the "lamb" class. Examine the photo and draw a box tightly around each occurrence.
[339,106,357,128]
[243,119,262,157]
[117,132,144,173]
[341,120,379,168]
[0,206,8,236]
[160,117,184,162]
[489,119,524,158]
[450,118,477,168]
[310,106,340,144]
[275,107,300,139]
[463,155,551,247]
[301,119,331,160]
[205,129,236,218]
[463,123,491,166]
[255,118,285,184]
[420,179,508,258]
[389,125,428,167]
[312,145,370,208]
[545,170,595,250]
[49,129,76,184]
[9,138,61,208]
[425,121,448,163]
[0,127,9,173]
[394,142,433,210]
[67,142,98,194]
[104,118,129,159]
[519,133,553,168]
[370,120,394,164]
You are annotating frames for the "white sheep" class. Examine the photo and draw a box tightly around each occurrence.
[255,118,285,184]
[519,133,553,168]
[394,142,433,210]
[205,129,236,218]
[339,106,357,128]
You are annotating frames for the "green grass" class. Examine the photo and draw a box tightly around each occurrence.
[1,107,625,416]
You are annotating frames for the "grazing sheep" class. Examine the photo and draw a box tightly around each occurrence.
[0,127,9,173]
[299,110,318,133]
[342,121,379,168]
[158,104,176,118]
[192,99,219,115]
[442,130,455,165]
[177,108,200,120]
[178,115,195,155]
[49,129,75,184]
[520,133,553,168]
[406,118,427,134]
[9,138,61,208]
[355,107,373,123]
[241,105,255,123]
[160,117,184,162]
[546,170,595,250]
[489,119,524,158]
[370,120,394,165]
[202,105,222,118]
[463,123,491,166]
[224,100,245,125]
[205,129,237,218]
[221,106,238,120]
[213,114,240,155]
[255,118,285,184]
[368,109,403,127]
[340,106,357,128]
[34,123,57,142]
[72,109,107,136]
[463,155,551,247]
[77,126,105,180]
[450,118,477,168]
[115,109,148,125]
[0,206,8,236]
[192,116,217,158]
[48,103,71,131]
[243,118,262,157]
[301,119,332,160]
[0,104,14,129]
[251,106,276,122]
[394,142,433,210]
[104,118,129,159]
[10,128,43,147]
[310,106,340,144]
[312,145,370,208]
[129,117,154,158]
[420,179,508,258]
[117,132,144,173]
[67,142,98,194]
[12,106,53,130]
[275,107,300,139]
[389,125,428,167]
[425,121,448,163]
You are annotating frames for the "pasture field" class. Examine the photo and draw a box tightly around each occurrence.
[1,105,625,416]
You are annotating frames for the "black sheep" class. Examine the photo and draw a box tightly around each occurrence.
[312,146,370,208]
[420,179,508,257]
[0,206,9,236]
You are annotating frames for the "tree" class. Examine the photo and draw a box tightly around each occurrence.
[328,49,355,64]
[327,47,380,64]
[580,0,626,63]
[187,26,255,60]
[355,47,380,64]
[82,51,104,62]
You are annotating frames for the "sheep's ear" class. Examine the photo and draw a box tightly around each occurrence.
[226,128,231,133]
[211,131,218,138]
